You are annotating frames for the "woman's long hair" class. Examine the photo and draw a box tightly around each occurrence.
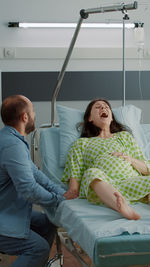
[80,99,130,138]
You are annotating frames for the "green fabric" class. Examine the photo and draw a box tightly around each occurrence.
[62,131,150,204]
[94,233,150,267]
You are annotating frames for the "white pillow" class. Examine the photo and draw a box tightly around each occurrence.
[141,124,150,160]
[112,105,147,154]
[57,104,147,167]
[57,105,83,167]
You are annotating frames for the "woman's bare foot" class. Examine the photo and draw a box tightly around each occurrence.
[114,192,141,220]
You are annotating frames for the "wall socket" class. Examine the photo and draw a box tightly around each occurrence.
[4,48,15,58]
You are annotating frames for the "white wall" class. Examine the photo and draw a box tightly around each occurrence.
[0,0,150,72]
[0,0,150,129]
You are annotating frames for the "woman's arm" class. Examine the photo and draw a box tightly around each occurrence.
[62,138,86,199]
[111,151,149,175]
[63,177,80,199]
[128,156,149,175]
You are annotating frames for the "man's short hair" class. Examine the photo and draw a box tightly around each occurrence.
[1,95,29,127]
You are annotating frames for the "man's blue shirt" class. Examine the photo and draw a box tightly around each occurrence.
[0,126,65,238]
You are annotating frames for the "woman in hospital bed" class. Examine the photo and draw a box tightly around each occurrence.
[62,99,150,221]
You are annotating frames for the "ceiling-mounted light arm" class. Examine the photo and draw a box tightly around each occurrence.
[51,16,83,126]
[122,8,130,20]
[51,1,138,126]
[80,1,137,18]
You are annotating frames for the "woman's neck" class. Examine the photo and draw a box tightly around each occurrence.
[99,128,113,139]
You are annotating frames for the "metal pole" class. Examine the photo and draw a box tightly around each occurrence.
[51,16,83,126]
[122,10,130,107]
[122,18,126,107]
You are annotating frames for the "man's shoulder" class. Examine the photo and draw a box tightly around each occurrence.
[0,127,21,148]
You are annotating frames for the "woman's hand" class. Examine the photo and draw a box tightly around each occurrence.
[63,188,79,200]
[63,177,80,200]
[111,151,149,175]
[111,152,132,164]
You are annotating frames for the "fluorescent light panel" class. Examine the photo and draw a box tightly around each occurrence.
[18,22,135,29]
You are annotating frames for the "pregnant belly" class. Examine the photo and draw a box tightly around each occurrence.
[93,153,138,177]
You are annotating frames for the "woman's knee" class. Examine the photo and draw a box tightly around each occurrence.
[90,178,101,189]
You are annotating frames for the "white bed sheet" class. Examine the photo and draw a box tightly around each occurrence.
[44,199,150,260]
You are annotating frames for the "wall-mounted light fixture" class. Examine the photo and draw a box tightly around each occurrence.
[8,22,136,29]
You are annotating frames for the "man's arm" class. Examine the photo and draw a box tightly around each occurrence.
[2,143,65,207]
[31,161,66,196]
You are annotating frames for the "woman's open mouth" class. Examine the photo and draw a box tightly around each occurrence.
[100,112,108,118]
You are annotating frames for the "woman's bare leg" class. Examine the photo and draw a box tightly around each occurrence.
[90,179,140,220]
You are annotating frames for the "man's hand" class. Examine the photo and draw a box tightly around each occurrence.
[63,189,79,200]
[63,177,80,200]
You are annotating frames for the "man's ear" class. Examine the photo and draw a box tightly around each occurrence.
[21,112,28,122]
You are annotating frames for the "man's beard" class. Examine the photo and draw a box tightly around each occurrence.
[25,117,35,134]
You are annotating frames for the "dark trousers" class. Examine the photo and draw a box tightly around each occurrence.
[0,210,56,267]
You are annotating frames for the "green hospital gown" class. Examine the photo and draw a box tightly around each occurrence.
[62,131,150,204]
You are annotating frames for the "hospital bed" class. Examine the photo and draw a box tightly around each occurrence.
[32,104,150,267]
[31,3,149,266]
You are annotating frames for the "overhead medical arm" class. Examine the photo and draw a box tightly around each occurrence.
[80,2,137,17]
[51,1,138,126]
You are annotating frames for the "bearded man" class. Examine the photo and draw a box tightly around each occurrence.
[0,95,69,267]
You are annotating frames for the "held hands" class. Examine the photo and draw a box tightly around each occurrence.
[63,189,79,200]
[63,177,80,200]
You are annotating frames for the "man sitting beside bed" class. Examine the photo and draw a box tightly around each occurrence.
[0,95,75,267]
[62,98,150,221]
